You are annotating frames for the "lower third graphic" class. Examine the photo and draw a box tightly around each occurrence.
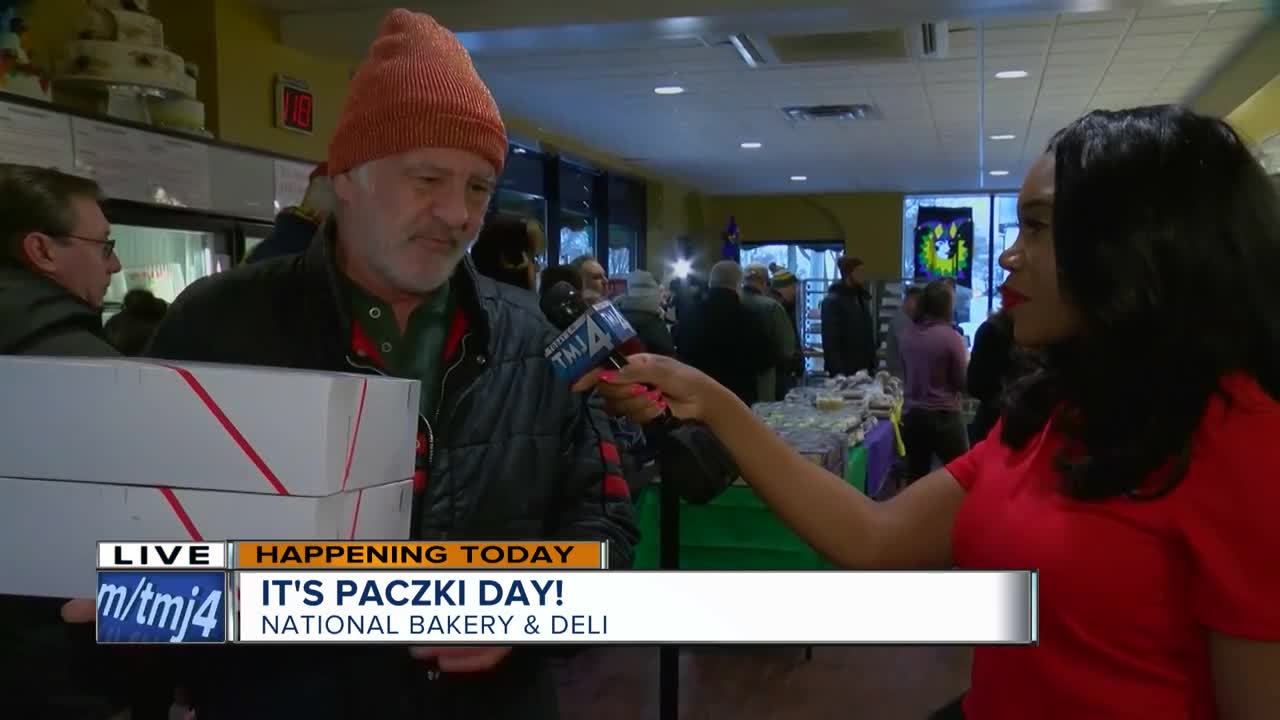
[96,571,226,643]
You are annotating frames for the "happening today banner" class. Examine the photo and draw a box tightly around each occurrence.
[95,542,1038,645]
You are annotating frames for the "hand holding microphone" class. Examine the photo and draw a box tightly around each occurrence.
[542,282,738,504]
[540,282,679,431]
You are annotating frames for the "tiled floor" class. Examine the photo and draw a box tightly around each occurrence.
[554,644,972,720]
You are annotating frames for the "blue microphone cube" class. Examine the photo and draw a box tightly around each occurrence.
[545,302,638,383]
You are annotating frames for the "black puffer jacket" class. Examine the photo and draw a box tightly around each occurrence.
[143,226,639,720]
[820,282,876,376]
[0,265,118,356]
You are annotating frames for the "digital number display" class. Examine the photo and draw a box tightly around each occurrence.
[277,82,313,134]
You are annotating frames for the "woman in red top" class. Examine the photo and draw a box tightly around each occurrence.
[576,106,1280,719]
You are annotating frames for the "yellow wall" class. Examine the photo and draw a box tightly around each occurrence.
[24,1,219,128]
[699,193,905,278]
[1226,73,1280,145]
[1191,20,1280,120]
[212,0,350,161]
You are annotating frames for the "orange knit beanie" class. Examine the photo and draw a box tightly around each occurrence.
[327,9,507,177]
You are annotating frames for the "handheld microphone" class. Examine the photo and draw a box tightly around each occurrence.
[541,281,678,428]
[540,281,736,505]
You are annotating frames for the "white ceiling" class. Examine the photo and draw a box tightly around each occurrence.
[252,0,1274,193]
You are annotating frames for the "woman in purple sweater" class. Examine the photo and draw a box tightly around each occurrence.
[898,280,970,482]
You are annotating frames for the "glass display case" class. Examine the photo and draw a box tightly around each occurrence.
[104,225,228,309]
[99,200,238,324]
[558,163,599,266]
[493,147,550,267]
[607,175,645,276]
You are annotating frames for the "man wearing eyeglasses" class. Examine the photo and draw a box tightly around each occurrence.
[0,163,132,716]
[0,163,122,356]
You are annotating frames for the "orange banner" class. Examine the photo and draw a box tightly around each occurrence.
[233,541,606,569]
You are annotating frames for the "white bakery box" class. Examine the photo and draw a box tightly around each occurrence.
[0,356,421,599]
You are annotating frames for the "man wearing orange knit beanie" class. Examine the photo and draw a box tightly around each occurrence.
[136,9,637,720]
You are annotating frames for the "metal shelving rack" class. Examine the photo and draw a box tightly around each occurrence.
[797,278,830,377]
[873,278,914,372]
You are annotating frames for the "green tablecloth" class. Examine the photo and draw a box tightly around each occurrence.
[632,444,869,570]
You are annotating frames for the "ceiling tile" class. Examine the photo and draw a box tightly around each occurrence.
[1130,16,1209,35]
[1058,10,1133,24]
[1120,32,1196,50]
[1053,21,1129,41]
[1207,9,1268,28]
[1196,26,1259,45]
[1050,37,1122,55]
[980,14,1057,28]
[1137,5,1213,18]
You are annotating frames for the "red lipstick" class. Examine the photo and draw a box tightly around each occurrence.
[1000,285,1029,309]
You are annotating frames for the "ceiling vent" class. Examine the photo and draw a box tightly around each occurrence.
[782,104,880,122]
[769,22,949,63]
[728,32,766,67]
[911,22,949,59]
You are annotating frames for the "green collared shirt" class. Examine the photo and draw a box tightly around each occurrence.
[344,277,453,420]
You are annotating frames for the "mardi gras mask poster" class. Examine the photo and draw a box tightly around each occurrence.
[914,206,973,287]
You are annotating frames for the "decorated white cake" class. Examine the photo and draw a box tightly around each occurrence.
[0,5,52,102]
[57,0,207,134]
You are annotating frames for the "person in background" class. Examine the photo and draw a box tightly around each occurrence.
[614,269,675,356]
[820,256,876,376]
[885,286,924,380]
[104,289,168,356]
[538,263,583,300]
[469,214,544,291]
[570,254,608,301]
[577,105,1280,719]
[244,163,334,263]
[680,260,772,406]
[0,163,145,719]
[898,280,969,481]
[0,164,121,357]
[741,263,795,402]
[966,308,1016,442]
[769,269,803,397]
[672,272,707,358]
[139,11,638,719]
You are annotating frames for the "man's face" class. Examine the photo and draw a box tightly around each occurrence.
[581,260,607,300]
[333,147,497,295]
[848,265,867,286]
[28,195,120,308]
[903,294,919,316]
[776,284,797,304]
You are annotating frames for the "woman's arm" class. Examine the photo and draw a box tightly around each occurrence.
[703,391,965,569]
[581,355,967,569]
[1210,633,1280,720]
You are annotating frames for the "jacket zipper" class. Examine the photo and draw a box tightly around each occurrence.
[435,333,469,425]
[345,353,441,681]
[345,355,435,471]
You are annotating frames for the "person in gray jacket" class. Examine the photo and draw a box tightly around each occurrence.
[0,164,121,357]
[742,263,796,402]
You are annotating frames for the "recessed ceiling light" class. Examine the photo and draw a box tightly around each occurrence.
[989,134,1016,141]
[790,175,808,182]
[740,142,763,149]
[989,170,1010,176]
[654,85,685,95]
[995,70,1028,79]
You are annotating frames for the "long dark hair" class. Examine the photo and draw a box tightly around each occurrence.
[1001,105,1280,500]
[470,214,544,291]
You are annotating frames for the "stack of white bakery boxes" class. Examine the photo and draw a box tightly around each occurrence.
[0,356,420,599]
